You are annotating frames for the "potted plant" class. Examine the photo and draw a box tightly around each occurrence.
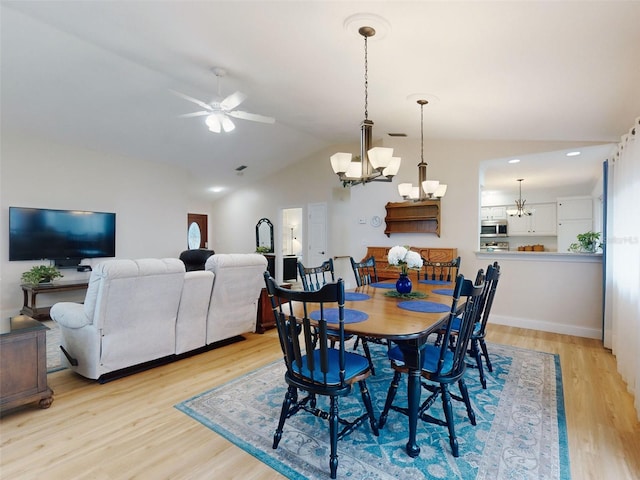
[21,265,63,285]
[568,231,601,253]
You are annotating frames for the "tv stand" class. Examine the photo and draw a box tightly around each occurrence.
[21,281,89,320]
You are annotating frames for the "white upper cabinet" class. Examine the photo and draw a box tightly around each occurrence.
[508,203,557,236]
[557,196,593,220]
[481,206,507,221]
[557,196,594,252]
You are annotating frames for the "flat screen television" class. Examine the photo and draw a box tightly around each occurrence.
[9,206,116,267]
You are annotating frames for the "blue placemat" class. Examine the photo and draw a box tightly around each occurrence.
[309,308,369,324]
[370,282,396,289]
[397,301,450,313]
[432,288,454,296]
[419,279,451,285]
[344,292,371,301]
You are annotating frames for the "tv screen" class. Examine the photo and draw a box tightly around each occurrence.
[9,207,116,263]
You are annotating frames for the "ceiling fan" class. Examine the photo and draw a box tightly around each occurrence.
[172,67,275,133]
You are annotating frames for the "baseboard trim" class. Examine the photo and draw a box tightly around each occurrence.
[490,314,602,339]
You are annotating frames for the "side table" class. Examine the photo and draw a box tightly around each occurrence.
[256,283,291,334]
[0,315,53,412]
[21,280,89,320]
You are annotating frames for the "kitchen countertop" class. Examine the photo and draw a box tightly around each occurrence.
[476,250,602,263]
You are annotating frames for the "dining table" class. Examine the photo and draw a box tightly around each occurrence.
[335,278,456,458]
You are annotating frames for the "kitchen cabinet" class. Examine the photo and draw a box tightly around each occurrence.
[480,206,507,221]
[557,196,594,252]
[508,203,557,235]
[558,196,593,220]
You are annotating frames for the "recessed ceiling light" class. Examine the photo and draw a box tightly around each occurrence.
[566,151,581,157]
[208,186,224,193]
[508,159,520,164]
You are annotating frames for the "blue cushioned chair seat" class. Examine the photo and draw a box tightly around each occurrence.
[388,345,454,374]
[292,348,371,385]
[450,316,481,335]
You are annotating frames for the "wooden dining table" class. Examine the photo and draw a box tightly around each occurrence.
[338,279,456,458]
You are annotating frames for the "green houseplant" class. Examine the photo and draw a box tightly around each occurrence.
[21,265,63,285]
[568,231,601,253]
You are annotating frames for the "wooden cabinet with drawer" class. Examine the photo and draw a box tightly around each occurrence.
[361,246,458,280]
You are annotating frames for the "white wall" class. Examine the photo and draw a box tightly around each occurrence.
[0,133,210,318]
[1,131,605,338]
[210,136,605,338]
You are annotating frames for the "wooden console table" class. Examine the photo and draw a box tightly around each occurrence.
[21,281,89,320]
[0,315,53,412]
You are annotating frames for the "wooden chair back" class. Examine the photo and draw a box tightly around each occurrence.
[350,256,378,287]
[420,256,461,282]
[297,259,335,292]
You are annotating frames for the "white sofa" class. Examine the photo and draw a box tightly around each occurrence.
[50,254,267,380]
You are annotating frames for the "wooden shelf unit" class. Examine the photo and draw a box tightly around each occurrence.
[384,200,441,237]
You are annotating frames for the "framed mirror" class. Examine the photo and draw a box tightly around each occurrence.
[256,218,274,253]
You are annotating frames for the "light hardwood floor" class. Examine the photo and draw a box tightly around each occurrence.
[1,325,639,479]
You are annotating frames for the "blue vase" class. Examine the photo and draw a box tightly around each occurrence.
[396,273,412,294]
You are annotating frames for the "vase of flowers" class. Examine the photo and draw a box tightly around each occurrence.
[388,246,423,294]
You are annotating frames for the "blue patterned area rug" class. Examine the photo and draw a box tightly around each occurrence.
[176,342,570,479]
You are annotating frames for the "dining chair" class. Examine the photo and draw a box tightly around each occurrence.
[378,271,485,458]
[419,256,461,283]
[437,262,501,388]
[298,258,335,291]
[460,261,501,389]
[350,255,378,287]
[299,258,376,374]
[349,255,388,374]
[264,273,379,479]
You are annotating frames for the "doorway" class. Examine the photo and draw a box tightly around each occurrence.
[187,213,208,249]
[281,207,302,283]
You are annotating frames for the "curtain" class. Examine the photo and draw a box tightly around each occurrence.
[605,116,640,419]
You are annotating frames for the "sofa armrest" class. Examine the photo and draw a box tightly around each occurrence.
[50,302,92,329]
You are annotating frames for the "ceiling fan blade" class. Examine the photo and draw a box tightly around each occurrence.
[169,89,212,111]
[220,91,246,111]
[178,111,210,118]
[228,110,275,124]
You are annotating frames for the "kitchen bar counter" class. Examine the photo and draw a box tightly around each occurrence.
[476,250,602,263]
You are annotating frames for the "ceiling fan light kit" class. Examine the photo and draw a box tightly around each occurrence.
[174,67,274,134]
[330,19,401,187]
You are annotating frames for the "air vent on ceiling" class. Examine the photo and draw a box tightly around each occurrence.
[388,133,407,137]
[235,165,247,171]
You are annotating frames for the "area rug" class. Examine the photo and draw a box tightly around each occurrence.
[176,342,570,479]
[44,320,65,373]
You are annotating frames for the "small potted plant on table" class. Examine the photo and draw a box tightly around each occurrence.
[21,265,64,285]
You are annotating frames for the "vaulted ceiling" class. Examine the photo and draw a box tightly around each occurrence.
[2,1,639,198]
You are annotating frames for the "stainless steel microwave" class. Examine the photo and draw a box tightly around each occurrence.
[480,220,508,238]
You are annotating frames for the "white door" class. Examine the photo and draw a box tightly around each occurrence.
[308,202,328,267]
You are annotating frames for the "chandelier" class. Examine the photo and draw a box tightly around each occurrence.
[330,25,401,186]
[397,100,446,200]
[506,178,531,217]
